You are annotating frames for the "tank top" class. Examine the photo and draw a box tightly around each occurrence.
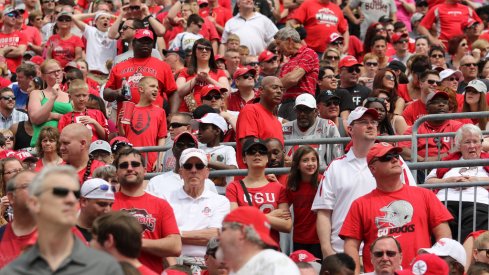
[30,91,73,147]
[13,121,32,150]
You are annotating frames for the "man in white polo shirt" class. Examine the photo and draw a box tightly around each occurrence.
[165,148,230,272]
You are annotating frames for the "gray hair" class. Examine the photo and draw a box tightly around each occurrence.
[29,166,79,196]
[227,222,266,248]
[454,124,483,151]
[6,170,37,193]
[275,27,301,43]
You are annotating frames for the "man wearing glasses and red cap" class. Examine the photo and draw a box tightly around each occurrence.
[0,6,28,74]
[340,143,452,274]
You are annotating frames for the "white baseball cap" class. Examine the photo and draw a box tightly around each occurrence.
[192,113,228,134]
[294,93,316,109]
[81,178,115,200]
[89,140,112,154]
[466,79,487,94]
[419,238,467,268]
[346,107,379,126]
[179,148,208,167]
[439,69,463,82]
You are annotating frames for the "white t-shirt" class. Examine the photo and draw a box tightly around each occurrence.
[425,160,489,204]
[311,149,416,253]
[145,170,218,199]
[166,188,230,257]
[169,32,203,52]
[83,25,117,74]
[199,144,238,194]
[230,249,300,275]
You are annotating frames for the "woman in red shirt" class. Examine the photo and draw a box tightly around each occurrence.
[286,146,323,260]
[176,38,229,112]
[46,13,83,68]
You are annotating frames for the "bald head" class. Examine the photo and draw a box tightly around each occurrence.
[261,76,281,88]
[60,124,92,164]
[62,124,92,142]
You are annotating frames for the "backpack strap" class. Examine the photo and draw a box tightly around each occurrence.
[239,180,254,207]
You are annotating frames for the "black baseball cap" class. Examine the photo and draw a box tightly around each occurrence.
[242,138,268,155]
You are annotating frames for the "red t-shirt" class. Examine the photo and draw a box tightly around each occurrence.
[235,103,284,169]
[113,192,180,274]
[177,68,227,112]
[87,77,100,92]
[420,3,481,45]
[339,185,453,272]
[401,100,426,126]
[199,6,233,36]
[138,264,159,275]
[226,90,260,112]
[76,159,106,184]
[347,35,364,60]
[226,180,288,244]
[279,46,319,100]
[163,18,220,46]
[397,84,412,103]
[0,224,37,268]
[286,176,323,244]
[0,30,27,72]
[398,120,463,158]
[35,159,66,172]
[289,0,348,53]
[106,57,177,113]
[21,25,42,49]
[122,105,167,171]
[58,109,109,142]
[46,34,83,68]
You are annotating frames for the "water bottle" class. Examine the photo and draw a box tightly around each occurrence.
[121,77,132,101]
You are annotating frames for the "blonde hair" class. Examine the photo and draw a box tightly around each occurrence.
[68,79,89,93]
[322,47,340,61]
[227,34,240,43]
[363,53,379,62]
[40,59,61,74]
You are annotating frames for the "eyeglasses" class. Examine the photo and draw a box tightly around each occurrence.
[345,66,361,74]
[182,162,206,170]
[83,184,116,197]
[169,122,189,129]
[325,99,340,106]
[384,75,395,81]
[202,93,222,101]
[121,25,135,31]
[353,120,379,126]
[462,63,477,67]
[365,62,378,67]
[95,201,114,207]
[57,16,72,22]
[118,161,142,169]
[44,69,62,75]
[3,168,23,176]
[196,45,212,52]
[1,95,15,101]
[245,147,268,156]
[426,79,438,85]
[240,73,255,80]
[38,187,81,199]
[373,250,398,258]
[4,136,14,141]
[325,55,338,61]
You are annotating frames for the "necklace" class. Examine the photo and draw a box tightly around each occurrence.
[71,108,88,124]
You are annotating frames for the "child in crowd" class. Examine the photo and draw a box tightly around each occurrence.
[58,79,109,142]
[169,14,205,52]
[194,112,237,193]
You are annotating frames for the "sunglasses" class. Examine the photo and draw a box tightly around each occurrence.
[240,73,255,80]
[365,97,386,104]
[39,187,81,199]
[245,147,268,156]
[245,62,259,67]
[118,161,142,169]
[426,79,438,85]
[331,40,343,45]
[5,12,21,18]
[345,66,361,74]
[396,39,408,44]
[196,45,212,52]
[365,62,378,67]
[325,99,340,106]
[84,184,116,197]
[265,57,278,63]
[57,16,72,22]
[202,93,222,101]
[444,77,458,82]
[4,136,14,141]
[460,43,468,47]
[95,201,114,207]
[169,122,189,129]
[128,5,141,10]
[42,0,56,3]
[462,63,477,67]
[431,54,444,59]
[376,152,400,162]
[376,27,385,32]
[121,25,135,31]
[373,251,398,258]
[384,75,395,81]
[325,55,338,60]
[182,162,206,170]
[1,95,15,101]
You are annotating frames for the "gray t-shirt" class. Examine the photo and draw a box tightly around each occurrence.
[350,0,397,39]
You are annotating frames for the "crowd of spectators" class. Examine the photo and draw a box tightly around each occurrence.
[1,0,489,273]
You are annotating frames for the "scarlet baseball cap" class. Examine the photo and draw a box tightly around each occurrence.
[200,84,228,97]
[328,32,344,44]
[173,131,198,147]
[223,206,278,248]
[425,91,449,104]
[367,142,402,164]
[29,56,45,66]
[258,50,277,63]
[289,250,319,263]
[214,54,225,62]
[396,254,449,275]
[339,55,362,69]
[346,107,379,126]
[461,18,478,31]
[14,151,37,162]
[233,67,256,80]
[134,29,154,40]
[391,32,409,43]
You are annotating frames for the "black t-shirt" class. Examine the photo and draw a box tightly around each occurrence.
[338,84,372,107]
[76,225,92,242]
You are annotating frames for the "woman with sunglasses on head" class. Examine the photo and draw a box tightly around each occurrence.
[447,35,469,70]
[226,139,292,246]
[372,68,405,115]
[34,126,64,172]
[28,59,72,147]
[321,47,341,73]
[176,38,229,112]
[46,12,83,68]
[286,146,323,259]
[359,53,380,90]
